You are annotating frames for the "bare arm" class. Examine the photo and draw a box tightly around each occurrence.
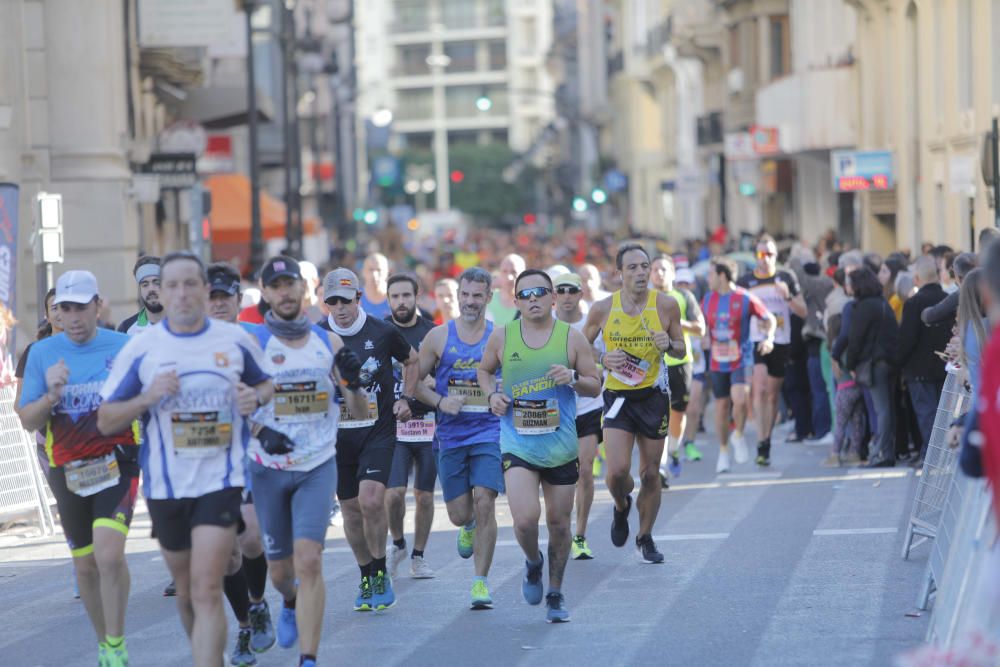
[98,391,159,436]
[657,292,686,360]
[582,298,610,345]
[681,290,706,337]
[411,327,449,410]
[566,328,601,398]
[18,393,58,433]
[477,328,511,417]
[789,294,808,319]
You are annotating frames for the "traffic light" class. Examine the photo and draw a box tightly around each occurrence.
[353,207,365,222]
[406,218,420,231]
[591,187,608,205]
[522,213,537,225]
[475,94,493,112]
[363,209,378,224]
[572,197,588,213]
[450,170,465,184]
[738,183,757,196]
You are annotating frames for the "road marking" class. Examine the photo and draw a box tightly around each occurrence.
[812,527,898,536]
[718,472,782,481]
[652,532,729,541]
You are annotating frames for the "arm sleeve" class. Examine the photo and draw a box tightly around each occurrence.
[390,327,413,364]
[831,301,853,361]
[843,303,868,371]
[14,342,31,380]
[921,291,959,326]
[100,353,146,403]
[895,300,921,366]
[747,293,770,319]
[781,270,801,297]
[238,339,270,386]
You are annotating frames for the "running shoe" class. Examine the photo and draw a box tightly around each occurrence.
[470,579,493,609]
[592,453,603,478]
[301,660,316,667]
[729,432,749,464]
[354,575,373,612]
[230,628,256,666]
[248,600,276,653]
[570,535,593,560]
[99,644,109,667]
[277,605,298,648]
[684,441,703,461]
[457,524,475,559]
[804,432,835,447]
[756,443,771,467]
[410,555,435,579]
[610,494,632,547]
[328,500,343,527]
[658,468,670,489]
[636,534,665,564]
[668,453,682,477]
[163,579,176,597]
[106,644,128,667]
[522,555,544,605]
[716,448,731,473]
[372,569,396,610]
[545,592,570,623]
[388,542,407,578]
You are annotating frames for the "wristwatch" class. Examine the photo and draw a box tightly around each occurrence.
[570,369,580,386]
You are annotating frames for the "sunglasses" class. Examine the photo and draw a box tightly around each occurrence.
[515,286,552,300]
[325,296,354,306]
[756,251,776,259]
[555,286,581,295]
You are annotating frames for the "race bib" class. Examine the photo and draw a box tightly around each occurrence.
[339,391,379,428]
[609,351,650,387]
[172,410,233,457]
[274,381,329,421]
[711,339,740,364]
[513,398,559,435]
[397,412,436,442]
[64,452,120,497]
[448,378,489,412]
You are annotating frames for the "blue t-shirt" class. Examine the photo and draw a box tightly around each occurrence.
[361,293,392,320]
[19,329,136,466]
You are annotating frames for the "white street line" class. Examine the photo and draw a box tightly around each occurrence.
[812,527,898,536]
[652,533,730,541]
[718,472,782,481]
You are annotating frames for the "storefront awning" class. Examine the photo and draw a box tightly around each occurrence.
[179,86,274,130]
[204,174,318,244]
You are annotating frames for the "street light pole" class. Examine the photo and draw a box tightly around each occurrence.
[244,0,264,273]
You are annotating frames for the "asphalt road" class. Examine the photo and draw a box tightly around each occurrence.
[0,420,931,666]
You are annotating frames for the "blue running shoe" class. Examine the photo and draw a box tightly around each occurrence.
[248,600,276,653]
[230,628,256,666]
[301,660,316,667]
[668,453,681,477]
[522,555,544,605]
[277,605,297,648]
[545,592,570,623]
[372,569,396,610]
[354,575,373,611]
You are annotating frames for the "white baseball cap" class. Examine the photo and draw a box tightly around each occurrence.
[675,268,696,285]
[53,270,99,305]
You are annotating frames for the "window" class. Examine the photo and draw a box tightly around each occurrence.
[729,25,741,68]
[394,0,429,32]
[769,15,790,79]
[396,44,431,76]
[958,0,973,110]
[395,89,433,121]
[488,40,507,70]
[401,132,433,150]
[441,0,476,29]
[445,85,507,117]
[444,41,477,73]
[484,0,505,27]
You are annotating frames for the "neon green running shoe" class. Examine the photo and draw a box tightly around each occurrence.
[99,644,109,667]
[106,641,129,667]
[684,441,703,462]
[570,535,594,560]
[457,523,475,559]
[470,579,493,609]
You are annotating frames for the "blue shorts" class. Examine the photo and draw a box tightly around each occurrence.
[709,366,749,399]
[436,442,504,503]
[249,455,337,561]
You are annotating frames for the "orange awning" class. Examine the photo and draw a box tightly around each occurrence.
[204,174,319,244]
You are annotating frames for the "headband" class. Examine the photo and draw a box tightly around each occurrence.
[135,264,160,284]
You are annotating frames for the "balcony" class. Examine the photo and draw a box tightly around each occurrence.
[755,65,858,153]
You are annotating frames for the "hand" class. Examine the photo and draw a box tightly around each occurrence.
[602,349,627,372]
[757,338,774,356]
[489,391,511,417]
[651,330,672,353]
[546,364,574,386]
[437,395,465,416]
[393,398,412,422]
[257,426,294,455]
[44,359,70,402]
[235,382,260,416]
[334,347,363,390]
[775,279,791,301]
[946,425,961,449]
[143,370,180,408]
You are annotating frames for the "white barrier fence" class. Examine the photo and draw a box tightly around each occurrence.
[0,383,55,533]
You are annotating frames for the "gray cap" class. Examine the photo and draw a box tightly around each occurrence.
[323,268,361,302]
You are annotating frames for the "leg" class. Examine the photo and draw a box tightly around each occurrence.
[635,435,665,537]
[472,487,498,577]
[603,428,635,511]
[358,480,389,560]
[870,364,898,464]
[445,492,474,528]
[292,540,324,657]
[340,498,373,566]
[574,434,599,538]
[160,548,195,638]
[268,557,297,606]
[384,487,407,543]
[715,396,733,449]
[731,383,750,436]
[188,524,237,667]
[92,527,130,638]
[807,351,832,436]
[542,482,576,590]
[504,467,542,562]
[683,380,704,444]
[73,552,107,642]
[751,363,769,437]
[238,502,268,603]
[413,489,435,553]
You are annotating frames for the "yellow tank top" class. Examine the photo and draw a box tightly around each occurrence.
[601,290,664,391]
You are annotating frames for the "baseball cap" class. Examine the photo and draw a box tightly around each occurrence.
[260,256,301,286]
[554,273,582,289]
[675,268,695,285]
[323,268,361,302]
[53,270,99,305]
[208,270,240,296]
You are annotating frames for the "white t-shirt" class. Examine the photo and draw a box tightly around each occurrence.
[101,318,269,499]
[567,314,603,416]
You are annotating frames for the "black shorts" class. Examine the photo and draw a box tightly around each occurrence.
[753,343,790,378]
[602,388,670,440]
[147,487,244,552]
[48,448,140,557]
[335,436,395,500]
[574,408,604,443]
[666,363,693,412]
[502,452,579,486]
[387,441,437,492]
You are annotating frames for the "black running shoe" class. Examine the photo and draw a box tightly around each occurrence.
[610,494,632,547]
[163,579,176,597]
[756,443,771,467]
[635,534,664,564]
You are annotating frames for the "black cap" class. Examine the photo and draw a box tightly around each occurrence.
[261,256,302,286]
[208,272,240,296]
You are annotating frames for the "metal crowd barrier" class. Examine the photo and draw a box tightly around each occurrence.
[0,383,56,534]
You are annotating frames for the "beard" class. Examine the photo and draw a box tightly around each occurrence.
[460,304,482,322]
[394,305,416,324]
[274,300,303,320]
[141,296,164,314]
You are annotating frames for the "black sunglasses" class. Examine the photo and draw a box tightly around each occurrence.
[555,286,581,295]
[515,286,552,300]
[325,296,354,306]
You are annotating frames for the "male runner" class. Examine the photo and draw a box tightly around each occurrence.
[578,263,610,309]
[412,267,503,609]
[487,254,525,325]
[434,278,460,324]
[582,242,685,564]
[650,255,705,483]
[676,268,707,462]
[478,269,601,622]
[384,273,438,579]
[703,257,776,472]
[18,271,139,667]
[248,256,366,667]
[360,253,391,319]
[118,255,163,335]
[98,251,274,667]
[737,234,805,465]
[320,268,417,612]
[552,273,602,560]
[206,262,276,664]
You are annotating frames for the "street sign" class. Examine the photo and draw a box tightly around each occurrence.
[0,183,18,343]
[145,153,198,190]
[830,150,894,192]
[603,169,628,192]
[724,133,756,161]
[750,126,780,155]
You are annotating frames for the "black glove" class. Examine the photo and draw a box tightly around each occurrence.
[334,346,363,391]
[257,426,294,455]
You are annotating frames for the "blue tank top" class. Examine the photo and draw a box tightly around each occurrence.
[434,321,500,450]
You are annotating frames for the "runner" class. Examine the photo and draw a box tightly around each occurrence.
[650,255,706,484]
[737,234,806,465]
[552,273,602,560]
[118,255,163,336]
[487,254,524,325]
[17,270,139,667]
[477,269,601,622]
[98,251,274,667]
[578,263,610,309]
[582,243,685,563]
[319,268,418,612]
[411,267,503,609]
[248,256,367,667]
[206,262,276,665]
[703,257,776,472]
[434,278,460,325]
[384,273,438,579]
[676,268,706,463]
[360,253,392,319]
